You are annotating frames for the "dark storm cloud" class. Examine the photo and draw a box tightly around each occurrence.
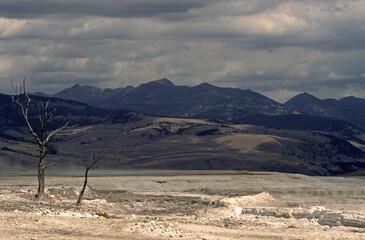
[0,0,211,19]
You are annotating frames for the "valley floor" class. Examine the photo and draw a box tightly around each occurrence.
[1,172,365,239]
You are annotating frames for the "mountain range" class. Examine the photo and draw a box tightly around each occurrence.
[1,79,365,176]
[46,78,365,134]
[53,78,292,118]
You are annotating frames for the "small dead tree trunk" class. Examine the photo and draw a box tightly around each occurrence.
[37,148,46,200]
[11,78,68,200]
[77,153,101,205]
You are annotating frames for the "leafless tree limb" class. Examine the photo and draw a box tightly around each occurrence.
[44,163,55,169]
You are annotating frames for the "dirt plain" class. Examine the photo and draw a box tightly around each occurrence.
[1,171,365,240]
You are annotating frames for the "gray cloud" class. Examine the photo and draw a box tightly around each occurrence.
[1,0,365,102]
[0,0,211,19]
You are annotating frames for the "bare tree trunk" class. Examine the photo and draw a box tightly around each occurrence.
[37,162,45,200]
[76,168,90,205]
[77,153,101,205]
[37,149,46,200]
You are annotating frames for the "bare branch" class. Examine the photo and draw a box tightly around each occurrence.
[45,121,69,144]
[11,79,42,147]
[38,102,43,124]
[44,163,55,169]
[45,100,61,125]
[87,153,102,170]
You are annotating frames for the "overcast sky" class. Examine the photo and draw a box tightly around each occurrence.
[1,0,365,102]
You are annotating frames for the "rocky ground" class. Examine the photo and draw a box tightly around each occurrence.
[1,172,365,239]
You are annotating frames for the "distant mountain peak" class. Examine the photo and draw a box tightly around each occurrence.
[66,83,101,91]
[200,82,214,86]
[341,96,361,101]
[339,96,365,107]
[194,82,217,90]
[296,92,318,99]
[285,92,321,105]
[284,92,365,119]
[68,83,83,89]
[31,91,48,97]
[148,78,175,86]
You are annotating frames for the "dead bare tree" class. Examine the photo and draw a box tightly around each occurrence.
[11,77,69,200]
[76,153,101,205]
